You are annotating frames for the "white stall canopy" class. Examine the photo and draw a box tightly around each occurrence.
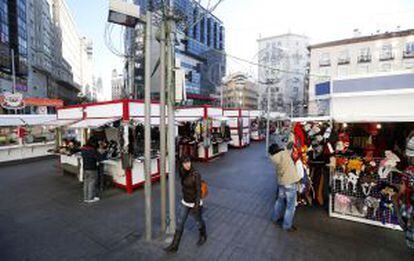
[331,90,414,123]
[0,115,57,126]
[291,116,332,123]
[69,118,121,129]
[44,119,78,126]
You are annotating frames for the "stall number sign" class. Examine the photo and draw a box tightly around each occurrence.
[1,92,25,110]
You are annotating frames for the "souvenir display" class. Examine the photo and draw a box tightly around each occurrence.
[329,122,414,231]
[292,121,333,207]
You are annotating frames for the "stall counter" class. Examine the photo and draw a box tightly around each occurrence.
[0,142,55,163]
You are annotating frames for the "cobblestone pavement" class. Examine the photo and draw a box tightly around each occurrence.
[0,142,412,260]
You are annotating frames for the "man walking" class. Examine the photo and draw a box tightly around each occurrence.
[269,143,302,232]
[81,138,100,203]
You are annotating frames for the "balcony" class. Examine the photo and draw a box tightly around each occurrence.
[337,58,350,65]
[379,53,394,61]
[357,55,371,63]
[319,60,331,67]
[403,51,414,59]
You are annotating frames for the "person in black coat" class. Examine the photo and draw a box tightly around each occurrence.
[81,138,99,203]
[165,157,207,253]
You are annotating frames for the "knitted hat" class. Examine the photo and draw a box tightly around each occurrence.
[406,136,414,157]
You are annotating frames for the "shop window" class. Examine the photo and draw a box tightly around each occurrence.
[358,64,369,74]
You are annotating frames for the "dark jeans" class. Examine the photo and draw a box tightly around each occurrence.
[176,204,206,234]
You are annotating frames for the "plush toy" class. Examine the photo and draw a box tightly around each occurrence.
[378,151,401,179]
[360,174,377,196]
[333,172,347,191]
[335,194,351,214]
[346,172,359,193]
[364,196,381,219]
[347,158,364,173]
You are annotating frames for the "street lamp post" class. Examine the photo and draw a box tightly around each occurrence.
[107,0,153,241]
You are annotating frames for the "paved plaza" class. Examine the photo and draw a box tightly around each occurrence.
[0,142,412,260]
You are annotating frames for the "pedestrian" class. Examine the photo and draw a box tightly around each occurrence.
[96,140,108,198]
[81,138,100,203]
[165,157,207,253]
[268,142,302,232]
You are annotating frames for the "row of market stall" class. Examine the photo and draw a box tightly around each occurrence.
[0,100,270,194]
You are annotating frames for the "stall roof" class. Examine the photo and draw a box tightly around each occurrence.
[291,116,332,123]
[44,119,78,126]
[0,115,57,126]
[69,118,120,129]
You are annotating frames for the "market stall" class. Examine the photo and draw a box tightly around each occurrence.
[55,99,168,193]
[175,106,230,161]
[223,108,250,148]
[326,89,414,230]
[249,110,265,142]
[0,114,57,163]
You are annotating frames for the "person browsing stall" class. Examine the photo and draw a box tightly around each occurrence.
[269,142,302,232]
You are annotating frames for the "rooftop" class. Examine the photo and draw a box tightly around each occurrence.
[309,28,414,49]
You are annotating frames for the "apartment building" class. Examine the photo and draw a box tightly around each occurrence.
[257,33,309,116]
[222,72,258,110]
[309,29,414,115]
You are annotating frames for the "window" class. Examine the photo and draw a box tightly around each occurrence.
[358,47,371,63]
[379,63,392,72]
[358,64,369,74]
[338,50,350,64]
[319,53,330,67]
[380,44,393,60]
[404,42,414,58]
[337,66,349,77]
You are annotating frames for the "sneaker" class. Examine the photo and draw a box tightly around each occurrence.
[284,226,298,232]
[93,197,100,201]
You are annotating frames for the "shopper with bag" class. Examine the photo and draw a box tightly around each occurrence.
[165,157,208,253]
[269,142,302,232]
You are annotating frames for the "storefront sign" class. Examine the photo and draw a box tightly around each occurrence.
[1,92,25,110]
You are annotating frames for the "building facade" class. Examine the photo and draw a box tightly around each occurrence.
[257,33,309,116]
[222,72,258,110]
[309,29,414,116]
[0,0,28,96]
[128,0,225,104]
[111,69,124,100]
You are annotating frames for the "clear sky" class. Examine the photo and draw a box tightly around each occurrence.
[67,0,414,100]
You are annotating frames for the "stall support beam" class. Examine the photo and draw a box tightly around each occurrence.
[159,16,167,234]
[144,6,153,242]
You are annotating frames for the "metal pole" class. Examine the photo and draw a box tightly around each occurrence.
[265,83,271,153]
[159,18,167,234]
[11,49,16,94]
[144,7,152,241]
[166,12,176,234]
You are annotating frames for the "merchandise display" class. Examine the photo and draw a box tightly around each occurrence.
[329,122,414,231]
[291,120,334,207]
[176,106,230,161]
[54,100,170,193]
